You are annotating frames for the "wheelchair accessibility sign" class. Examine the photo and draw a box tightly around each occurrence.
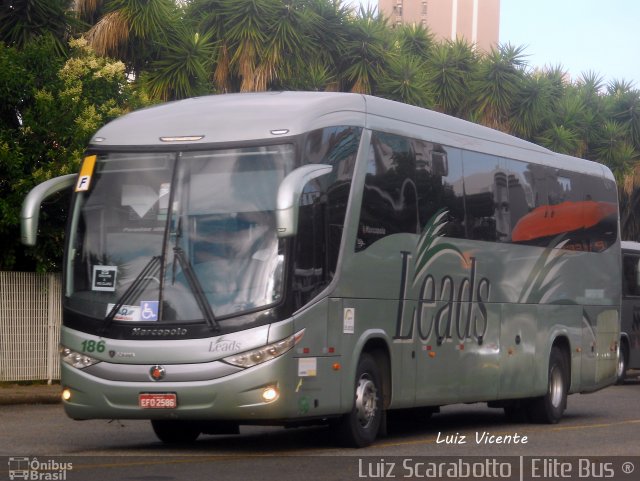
[140,301,159,321]
[106,301,158,322]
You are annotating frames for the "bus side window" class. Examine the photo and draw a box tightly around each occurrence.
[294,179,326,307]
[293,126,360,307]
[623,255,640,297]
[356,132,419,251]
[461,151,503,242]
[415,143,465,239]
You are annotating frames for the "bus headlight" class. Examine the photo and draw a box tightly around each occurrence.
[60,345,100,369]
[223,329,304,368]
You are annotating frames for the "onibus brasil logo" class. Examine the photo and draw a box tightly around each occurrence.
[8,457,73,480]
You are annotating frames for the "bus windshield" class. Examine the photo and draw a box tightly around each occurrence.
[65,145,295,326]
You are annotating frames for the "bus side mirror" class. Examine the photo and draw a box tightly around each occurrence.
[21,174,76,246]
[276,164,332,238]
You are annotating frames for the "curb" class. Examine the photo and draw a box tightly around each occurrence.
[0,385,61,406]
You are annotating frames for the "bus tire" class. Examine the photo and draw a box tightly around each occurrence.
[528,346,568,424]
[151,420,200,444]
[503,401,529,422]
[616,340,629,384]
[336,354,383,447]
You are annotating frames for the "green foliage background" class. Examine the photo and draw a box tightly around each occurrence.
[2,0,640,271]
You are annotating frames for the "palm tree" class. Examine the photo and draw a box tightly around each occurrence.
[620,167,640,240]
[186,0,234,92]
[394,23,433,61]
[509,73,554,140]
[144,29,215,101]
[378,55,432,107]
[255,0,320,92]
[471,43,526,131]
[592,120,637,179]
[340,5,391,94]
[608,81,640,150]
[83,0,179,75]
[302,0,353,91]
[0,0,82,53]
[188,0,323,93]
[543,90,592,157]
[217,0,277,92]
[74,0,105,25]
[537,124,580,155]
[426,38,477,116]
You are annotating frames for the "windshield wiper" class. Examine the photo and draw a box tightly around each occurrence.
[172,246,220,332]
[101,255,162,334]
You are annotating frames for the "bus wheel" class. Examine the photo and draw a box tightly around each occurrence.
[151,420,200,444]
[336,354,383,447]
[503,401,529,422]
[528,346,568,424]
[616,340,629,384]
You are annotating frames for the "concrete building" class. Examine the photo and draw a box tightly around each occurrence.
[378,0,500,52]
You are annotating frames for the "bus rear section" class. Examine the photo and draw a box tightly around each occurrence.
[619,241,640,382]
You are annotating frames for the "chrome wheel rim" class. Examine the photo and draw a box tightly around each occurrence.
[355,375,378,428]
[617,349,625,379]
[549,366,564,408]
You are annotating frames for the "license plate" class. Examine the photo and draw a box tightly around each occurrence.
[138,393,177,409]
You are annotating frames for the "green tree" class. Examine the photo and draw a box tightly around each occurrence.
[0,38,147,271]
[394,23,434,61]
[0,0,82,53]
[471,43,526,131]
[426,39,478,116]
[143,28,215,101]
[378,55,432,107]
[509,72,556,140]
[340,5,390,94]
[608,80,640,150]
[188,0,329,94]
[83,0,179,75]
[537,124,580,155]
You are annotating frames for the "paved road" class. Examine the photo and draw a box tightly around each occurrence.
[1,377,639,480]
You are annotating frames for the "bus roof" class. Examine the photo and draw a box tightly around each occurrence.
[89,91,613,180]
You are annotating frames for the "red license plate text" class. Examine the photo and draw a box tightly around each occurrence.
[138,393,177,409]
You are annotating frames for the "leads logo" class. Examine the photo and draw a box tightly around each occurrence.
[394,209,490,344]
[209,338,242,353]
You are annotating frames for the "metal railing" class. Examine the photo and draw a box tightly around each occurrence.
[0,272,61,382]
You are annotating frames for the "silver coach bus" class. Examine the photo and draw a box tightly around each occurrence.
[22,92,620,447]
[619,240,640,382]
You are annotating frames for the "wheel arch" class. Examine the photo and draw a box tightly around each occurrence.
[619,332,630,357]
[347,330,392,411]
[361,336,392,410]
[551,334,572,391]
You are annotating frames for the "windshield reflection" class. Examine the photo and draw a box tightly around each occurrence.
[65,145,294,325]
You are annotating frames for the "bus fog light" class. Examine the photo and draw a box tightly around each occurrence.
[62,388,72,401]
[262,386,279,402]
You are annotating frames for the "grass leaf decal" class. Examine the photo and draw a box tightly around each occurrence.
[518,235,570,304]
[413,208,465,285]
